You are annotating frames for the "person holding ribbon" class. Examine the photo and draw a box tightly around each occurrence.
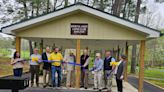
[114,54,126,92]
[64,51,76,88]
[103,50,116,92]
[11,51,24,77]
[42,46,52,88]
[29,48,41,87]
[93,53,103,91]
[49,47,63,87]
[80,49,90,89]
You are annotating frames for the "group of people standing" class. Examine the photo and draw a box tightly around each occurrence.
[11,47,126,92]
[80,50,126,92]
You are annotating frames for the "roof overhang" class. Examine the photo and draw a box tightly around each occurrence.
[1,3,160,38]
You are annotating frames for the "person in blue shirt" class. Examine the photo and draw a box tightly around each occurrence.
[93,53,104,91]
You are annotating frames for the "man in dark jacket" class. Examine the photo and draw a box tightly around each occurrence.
[80,49,90,89]
[103,50,115,92]
[42,47,52,88]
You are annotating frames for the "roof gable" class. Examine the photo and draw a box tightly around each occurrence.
[1,3,160,38]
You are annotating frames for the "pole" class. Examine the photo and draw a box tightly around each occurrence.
[138,40,145,92]
[124,42,128,81]
[15,37,21,54]
[75,39,81,88]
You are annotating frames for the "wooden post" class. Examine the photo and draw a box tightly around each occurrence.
[138,40,145,92]
[117,45,120,60]
[15,37,21,54]
[40,39,43,54]
[124,42,128,81]
[75,39,81,88]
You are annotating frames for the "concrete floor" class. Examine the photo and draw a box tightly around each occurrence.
[0,77,138,92]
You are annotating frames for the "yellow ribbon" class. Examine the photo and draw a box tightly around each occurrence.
[32,57,39,62]
[110,61,119,66]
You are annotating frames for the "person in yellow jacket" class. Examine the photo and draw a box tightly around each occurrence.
[49,47,63,87]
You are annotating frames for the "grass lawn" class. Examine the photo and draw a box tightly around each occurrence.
[144,69,164,79]
[128,65,164,88]
[144,68,164,88]
[146,79,164,88]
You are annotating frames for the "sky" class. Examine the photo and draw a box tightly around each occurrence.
[0,0,164,37]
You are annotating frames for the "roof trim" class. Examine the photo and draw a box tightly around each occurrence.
[1,3,160,38]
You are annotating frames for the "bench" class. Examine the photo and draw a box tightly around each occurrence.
[0,74,29,92]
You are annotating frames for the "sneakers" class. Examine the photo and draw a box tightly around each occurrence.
[93,88,98,90]
[84,87,88,89]
[102,87,107,90]
[43,85,47,88]
[31,83,33,87]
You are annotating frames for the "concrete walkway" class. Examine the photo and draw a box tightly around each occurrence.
[24,76,137,92]
[0,75,138,92]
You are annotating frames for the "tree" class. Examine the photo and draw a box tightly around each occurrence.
[122,0,129,18]
[46,0,50,13]
[112,0,123,16]
[135,0,141,23]
[64,0,68,7]
[131,44,137,73]
[130,0,142,74]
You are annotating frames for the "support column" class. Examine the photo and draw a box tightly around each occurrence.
[75,39,81,88]
[40,39,43,54]
[117,45,120,60]
[15,37,21,54]
[138,40,145,92]
[124,42,128,81]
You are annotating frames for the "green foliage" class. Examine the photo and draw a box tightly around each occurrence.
[0,38,14,49]
[144,30,164,67]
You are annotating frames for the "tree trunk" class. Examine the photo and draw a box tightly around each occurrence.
[130,0,142,73]
[46,0,50,13]
[36,0,40,16]
[23,0,28,19]
[87,0,90,5]
[74,0,77,3]
[64,0,68,7]
[131,45,137,74]
[135,0,141,23]
[112,0,123,16]
[123,0,129,18]
[99,0,105,11]
[31,1,34,17]
[53,0,57,11]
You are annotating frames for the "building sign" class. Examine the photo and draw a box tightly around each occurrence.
[71,23,88,35]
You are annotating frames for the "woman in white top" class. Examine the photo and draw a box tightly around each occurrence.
[11,51,24,77]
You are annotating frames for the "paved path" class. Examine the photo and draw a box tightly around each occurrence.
[128,76,164,92]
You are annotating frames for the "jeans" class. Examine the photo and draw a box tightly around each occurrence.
[13,68,23,77]
[52,66,61,87]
